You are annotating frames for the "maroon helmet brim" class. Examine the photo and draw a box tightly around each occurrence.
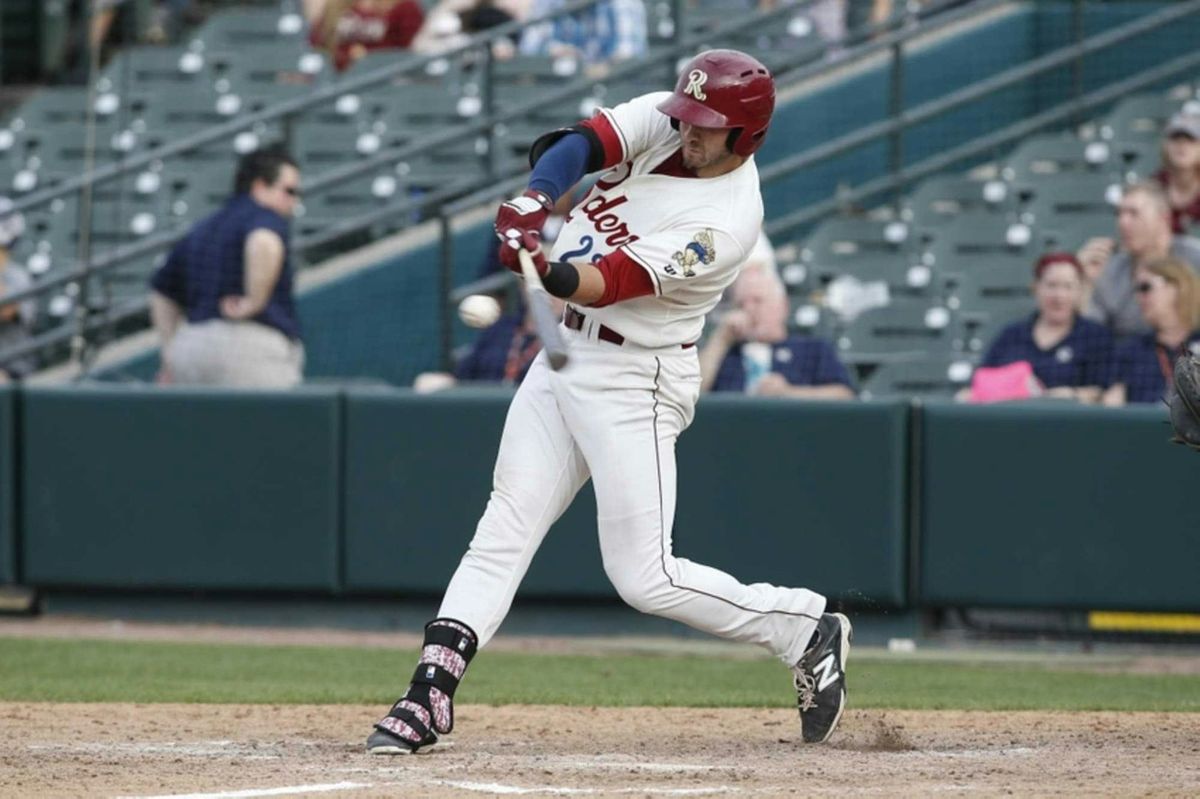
[656,93,733,129]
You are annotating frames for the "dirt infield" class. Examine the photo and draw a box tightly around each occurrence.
[2,703,1199,797]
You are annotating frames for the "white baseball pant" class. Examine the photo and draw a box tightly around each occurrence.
[438,326,825,666]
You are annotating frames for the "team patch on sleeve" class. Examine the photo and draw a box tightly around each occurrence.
[666,229,716,278]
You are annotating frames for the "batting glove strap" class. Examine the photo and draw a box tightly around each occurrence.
[504,189,552,215]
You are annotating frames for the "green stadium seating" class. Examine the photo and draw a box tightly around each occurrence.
[902,175,1011,229]
[834,299,959,360]
[1098,93,1180,143]
[859,355,976,399]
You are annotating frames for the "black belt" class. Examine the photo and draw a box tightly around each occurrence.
[562,307,695,349]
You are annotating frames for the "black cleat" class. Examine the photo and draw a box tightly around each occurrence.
[792,612,852,744]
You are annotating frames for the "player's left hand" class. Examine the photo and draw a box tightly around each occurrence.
[498,229,548,277]
[494,190,552,244]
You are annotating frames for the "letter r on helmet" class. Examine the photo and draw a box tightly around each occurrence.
[685,69,708,101]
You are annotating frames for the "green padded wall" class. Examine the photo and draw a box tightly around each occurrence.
[675,397,910,608]
[920,402,1200,611]
[21,386,342,591]
[0,387,14,584]
[343,391,910,607]
[343,388,609,596]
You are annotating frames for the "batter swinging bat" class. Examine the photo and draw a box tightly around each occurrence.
[518,248,570,371]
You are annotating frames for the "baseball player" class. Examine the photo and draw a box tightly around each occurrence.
[367,49,852,754]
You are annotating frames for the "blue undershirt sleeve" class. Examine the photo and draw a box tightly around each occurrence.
[527,132,591,204]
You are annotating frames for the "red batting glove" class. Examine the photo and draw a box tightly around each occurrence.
[498,229,548,277]
[494,189,552,243]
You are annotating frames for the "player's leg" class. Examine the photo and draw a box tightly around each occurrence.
[567,350,849,743]
[368,354,589,754]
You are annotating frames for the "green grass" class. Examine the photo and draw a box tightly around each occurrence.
[1,637,1198,711]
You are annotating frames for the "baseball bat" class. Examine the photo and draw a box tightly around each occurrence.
[518,248,570,371]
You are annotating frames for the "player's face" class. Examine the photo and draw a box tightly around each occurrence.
[1034,261,1082,325]
[678,122,737,174]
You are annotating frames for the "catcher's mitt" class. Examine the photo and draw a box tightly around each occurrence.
[1169,352,1200,451]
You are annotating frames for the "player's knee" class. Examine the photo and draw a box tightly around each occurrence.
[604,564,672,615]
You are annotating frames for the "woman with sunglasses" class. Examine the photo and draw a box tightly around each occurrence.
[971,252,1114,402]
[1104,255,1200,405]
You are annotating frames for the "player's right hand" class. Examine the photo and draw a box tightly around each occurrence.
[494,189,552,244]
[498,229,548,277]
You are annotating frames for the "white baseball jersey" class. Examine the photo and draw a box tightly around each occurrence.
[551,91,765,348]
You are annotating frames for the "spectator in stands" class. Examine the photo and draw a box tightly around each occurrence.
[0,198,38,383]
[148,145,304,388]
[412,0,526,56]
[700,265,855,398]
[307,0,426,72]
[973,253,1113,403]
[1153,112,1200,235]
[1077,181,1200,338]
[519,0,647,74]
[1104,256,1200,406]
[413,296,566,392]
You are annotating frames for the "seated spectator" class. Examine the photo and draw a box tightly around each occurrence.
[1078,181,1200,338]
[1153,112,1200,235]
[413,296,565,392]
[1104,256,1200,406]
[700,265,855,399]
[519,0,646,72]
[0,198,37,383]
[412,0,523,56]
[973,253,1113,403]
[149,145,304,389]
[307,0,425,72]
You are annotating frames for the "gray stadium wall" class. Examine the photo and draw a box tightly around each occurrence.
[19,385,343,591]
[919,402,1200,611]
[0,386,15,584]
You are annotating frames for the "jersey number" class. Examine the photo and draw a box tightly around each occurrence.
[559,235,604,264]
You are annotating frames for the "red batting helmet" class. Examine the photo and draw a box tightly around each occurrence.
[656,49,776,157]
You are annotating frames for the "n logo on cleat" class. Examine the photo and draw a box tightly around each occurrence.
[813,654,840,692]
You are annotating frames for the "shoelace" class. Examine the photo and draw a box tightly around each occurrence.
[794,670,818,712]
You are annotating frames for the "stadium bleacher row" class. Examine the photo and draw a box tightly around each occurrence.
[774,81,1200,398]
[0,0,1196,397]
[0,1,826,333]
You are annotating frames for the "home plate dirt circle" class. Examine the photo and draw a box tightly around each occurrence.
[2,703,1198,797]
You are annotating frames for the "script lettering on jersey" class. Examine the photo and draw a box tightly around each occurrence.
[580,193,639,248]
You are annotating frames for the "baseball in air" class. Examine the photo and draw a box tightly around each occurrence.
[458,294,501,328]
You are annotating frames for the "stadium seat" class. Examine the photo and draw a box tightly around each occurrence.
[1001,133,1117,186]
[834,299,959,360]
[101,45,211,89]
[1098,93,1179,143]
[902,175,1011,229]
[1018,173,1118,246]
[192,7,308,49]
[859,355,976,399]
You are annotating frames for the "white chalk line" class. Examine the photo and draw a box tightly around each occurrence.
[435,781,738,796]
[116,778,740,799]
[115,782,371,799]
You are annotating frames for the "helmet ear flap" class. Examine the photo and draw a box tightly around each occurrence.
[669,117,679,131]
[726,128,742,153]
